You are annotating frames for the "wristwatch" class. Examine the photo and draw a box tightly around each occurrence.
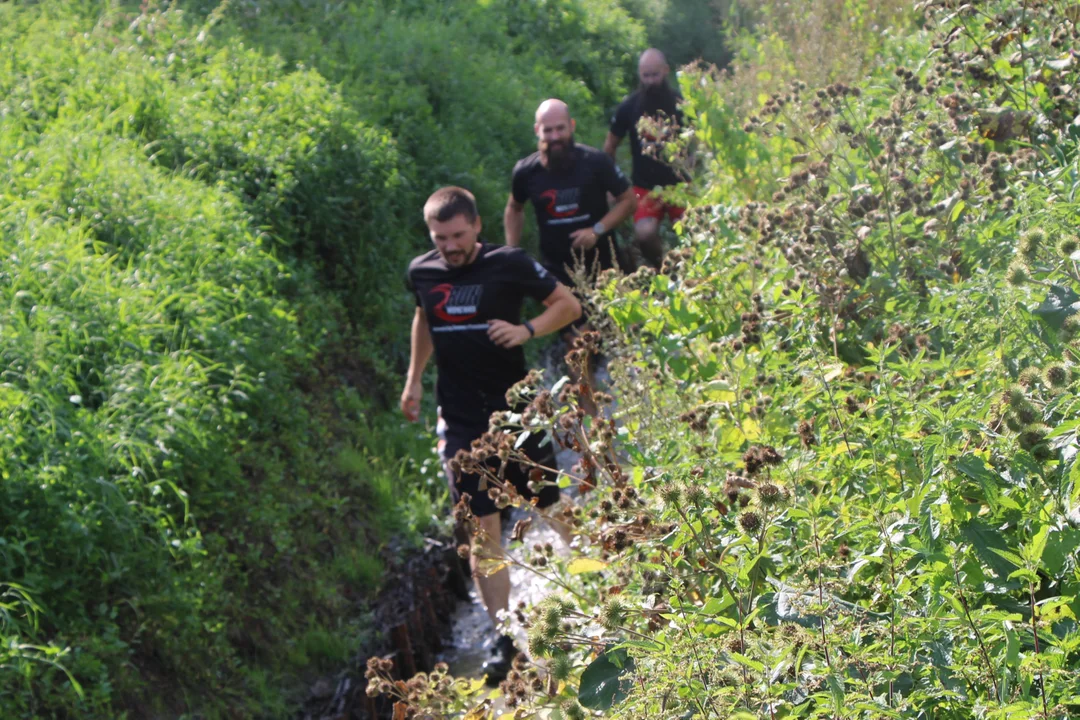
[592,221,607,236]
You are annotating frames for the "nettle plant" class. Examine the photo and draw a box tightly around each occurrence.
[374,1,1080,718]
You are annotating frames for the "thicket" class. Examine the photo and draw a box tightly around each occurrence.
[370,0,1080,717]
[205,0,644,248]
[0,0,646,716]
[616,0,733,68]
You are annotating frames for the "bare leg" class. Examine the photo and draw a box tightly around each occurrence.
[471,512,510,625]
[634,217,664,268]
[543,497,575,547]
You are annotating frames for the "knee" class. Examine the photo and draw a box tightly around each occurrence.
[634,221,660,245]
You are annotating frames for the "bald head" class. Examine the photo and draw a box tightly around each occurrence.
[533,99,576,168]
[638,48,670,89]
[639,48,667,70]
[535,98,572,127]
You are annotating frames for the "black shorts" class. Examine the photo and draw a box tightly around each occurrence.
[440,427,561,518]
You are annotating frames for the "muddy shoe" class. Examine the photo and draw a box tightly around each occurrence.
[481,634,518,686]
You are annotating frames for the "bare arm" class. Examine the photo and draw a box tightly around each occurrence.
[487,284,582,349]
[570,186,638,250]
[600,186,637,232]
[504,195,526,247]
[401,307,433,421]
[603,131,622,160]
[532,283,582,336]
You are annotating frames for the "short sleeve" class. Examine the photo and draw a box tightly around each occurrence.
[511,162,529,204]
[609,99,631,138]
[597,152,631,197]
[405,265,421,306]
[509,248,558,300]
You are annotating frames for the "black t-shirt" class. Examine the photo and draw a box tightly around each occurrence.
[610,88,686,190]
[511,144,631,285]
[406,242,557,439]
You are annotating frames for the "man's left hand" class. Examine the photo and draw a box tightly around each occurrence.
[570,227,598,250]
[487,320,531,348]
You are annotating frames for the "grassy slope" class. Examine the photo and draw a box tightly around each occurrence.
[0,0,646,716]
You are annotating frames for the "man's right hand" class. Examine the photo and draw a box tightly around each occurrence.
[401,380,422,422]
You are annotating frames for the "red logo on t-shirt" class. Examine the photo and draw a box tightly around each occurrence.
[430,283,482,322]
[539,188,581,218]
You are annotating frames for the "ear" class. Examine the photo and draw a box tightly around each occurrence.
[571,118,577,133]
[534,122,541,137]
[474,215,483,235]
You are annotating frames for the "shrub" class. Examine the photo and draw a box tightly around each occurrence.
[374,0,1080,718]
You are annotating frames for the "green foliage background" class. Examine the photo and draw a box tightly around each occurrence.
[0,0,651,716]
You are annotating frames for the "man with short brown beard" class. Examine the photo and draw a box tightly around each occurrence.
[403,186,580,685]
[505,99,637,292]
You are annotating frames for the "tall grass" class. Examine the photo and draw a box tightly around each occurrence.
[0,0,651,715]
[0,5,436,716]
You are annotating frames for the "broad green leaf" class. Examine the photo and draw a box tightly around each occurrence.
[577,648,633,710]
[1025,525,1050,565]
[954,454,1003,512]
[961,520,1020,581]
[1033,284,1080,332]
[730,652,764,672]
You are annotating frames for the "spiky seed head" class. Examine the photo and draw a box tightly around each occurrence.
[757,483,787,507]
[552,596,576,616]
[551,652,574,681]
[685,484,707,506]
[1018,366,1042,388]
[600,598,628,630]
[541,604,563,631]
[1063,314,1080,342]
[1019,424,1050,451]
[1058,236,1079,259]
[1006,261,1029,286]
[1019,228,1045,260]
[1004,414,1023,432]
[527,625,555,658]
[562,701,587,720]
[1015,401,1039,426]
[739,511,763,533]
[1005,384,1027,408]
[1045,363,1069,388]
[660,485,682,507]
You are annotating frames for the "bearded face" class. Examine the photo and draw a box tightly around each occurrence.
[640,78,676,112]
[539,134,576,170]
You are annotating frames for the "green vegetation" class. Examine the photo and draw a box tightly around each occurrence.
[367,0,1080,717]
[0,0,645,716]
[617,0,733,68]
[212,0,644,246]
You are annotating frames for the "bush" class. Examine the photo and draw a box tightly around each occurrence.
[211,0,644,241]
[0,6,437,716]
[373,0,1080,717]
[619,0,734,68]
[0,0,654,715]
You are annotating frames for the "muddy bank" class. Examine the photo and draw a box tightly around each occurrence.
[298,535,469,720]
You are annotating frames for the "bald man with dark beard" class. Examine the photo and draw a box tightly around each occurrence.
[505,99,637,293]
[605,49,689,268]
